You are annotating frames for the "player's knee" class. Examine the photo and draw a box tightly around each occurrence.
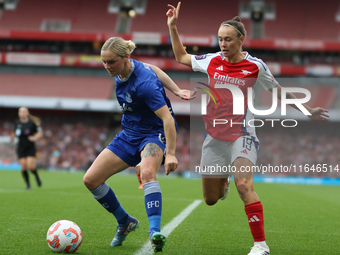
[83,174,97,190]
[204,196,218,206]
[28,165,35,171]
[235,180,251,198]
[20,162,27,170]
[83,175,90,188]
[140,168,157,183]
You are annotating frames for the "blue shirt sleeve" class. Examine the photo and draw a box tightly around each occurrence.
[138,81,167,112]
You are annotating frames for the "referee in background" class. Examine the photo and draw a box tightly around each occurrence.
[11,107,43,189]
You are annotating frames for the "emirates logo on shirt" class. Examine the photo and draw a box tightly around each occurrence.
[213,72,246,86]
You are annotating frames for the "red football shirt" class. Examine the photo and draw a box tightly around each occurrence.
[191,52,278,142]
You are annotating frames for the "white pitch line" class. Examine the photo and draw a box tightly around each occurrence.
[134,199,202,255]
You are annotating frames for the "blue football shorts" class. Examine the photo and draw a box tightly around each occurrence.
[106,131,166,167]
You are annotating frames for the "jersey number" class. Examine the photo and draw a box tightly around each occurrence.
[243,137,252,151]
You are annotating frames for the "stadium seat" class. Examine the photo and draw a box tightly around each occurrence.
[0,0,118,33]
[0,73,113,99]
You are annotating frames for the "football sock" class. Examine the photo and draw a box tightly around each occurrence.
[90,183,128,224]
[254,241,268,247]
[31,169,42,186]
[22,170,30,187]
[245,201,265,242]
[137,173,142,185]
[144,181,162,233]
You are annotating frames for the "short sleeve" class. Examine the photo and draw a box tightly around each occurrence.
[257,61,279,91]
[31,121,38,133]
[191,53,217,74]
[138,81,167,112]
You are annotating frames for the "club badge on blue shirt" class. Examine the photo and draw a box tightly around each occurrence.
[126,92,132,103]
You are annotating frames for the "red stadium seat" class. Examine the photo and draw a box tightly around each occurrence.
[258,85,337,109]
[264,0,340,40]
[130,0,239,35]
[0,73,113,99]
[0,0,339,41]
[0,0,118,33]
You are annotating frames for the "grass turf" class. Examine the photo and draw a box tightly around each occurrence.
[0,170,339,254]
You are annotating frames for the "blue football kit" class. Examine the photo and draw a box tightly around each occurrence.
[90,59,177,248]
[106,59,177,166]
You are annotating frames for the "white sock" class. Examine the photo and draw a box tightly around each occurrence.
[254,241,267,248]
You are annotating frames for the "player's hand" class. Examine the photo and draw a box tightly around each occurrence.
[166,2,181,27]
[28,136,36,142]
[178,88,197,100]
[308,107,329,120]
[164,154,178,175]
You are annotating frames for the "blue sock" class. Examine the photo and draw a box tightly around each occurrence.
[90,183,128,224]
[144,181,162,233]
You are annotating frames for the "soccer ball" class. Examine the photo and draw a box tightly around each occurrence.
[46,220,83,253]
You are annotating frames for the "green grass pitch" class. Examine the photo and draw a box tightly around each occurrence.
[0,170,339,254]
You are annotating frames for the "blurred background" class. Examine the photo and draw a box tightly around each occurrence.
[0,0,339,177]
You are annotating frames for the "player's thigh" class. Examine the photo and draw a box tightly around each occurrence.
[231,135,258,176]
[140,143,163,180]
[233,157,255,178]
[202,177,228,204]
[18,157,27,170]
[26,156,37,170]
[83,148,130,189]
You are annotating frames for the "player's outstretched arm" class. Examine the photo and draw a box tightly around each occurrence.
[154,105,178,175]
[271,84,329,120]
[167,2,192,67]
[148,63,197,100]
[306,107,329,120]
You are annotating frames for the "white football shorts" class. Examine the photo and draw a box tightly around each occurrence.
[198,133,259,176]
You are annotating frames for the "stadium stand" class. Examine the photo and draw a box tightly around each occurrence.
[1,119,339,177]
[0,71,191,103]
[5,74,337,110]
[256,121,340,178]
[0,0,117,32]
[0,73,113,99]
[0,0,339,41]
[0,0,243,36]
[302,0,340,41]
[264,0,305,40]
[258,86,338,109]
[130,0,240,35]
[264,0,340,40]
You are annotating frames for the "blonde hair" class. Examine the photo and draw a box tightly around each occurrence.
[29,114,41,126]
[101,37,136,57]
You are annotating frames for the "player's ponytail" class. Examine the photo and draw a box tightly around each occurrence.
[29,114,41,127]
[102,37,136,57]
[232,16,242,22]
[126,40,136,55]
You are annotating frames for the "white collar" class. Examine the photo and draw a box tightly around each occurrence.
[118,60,134,82]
